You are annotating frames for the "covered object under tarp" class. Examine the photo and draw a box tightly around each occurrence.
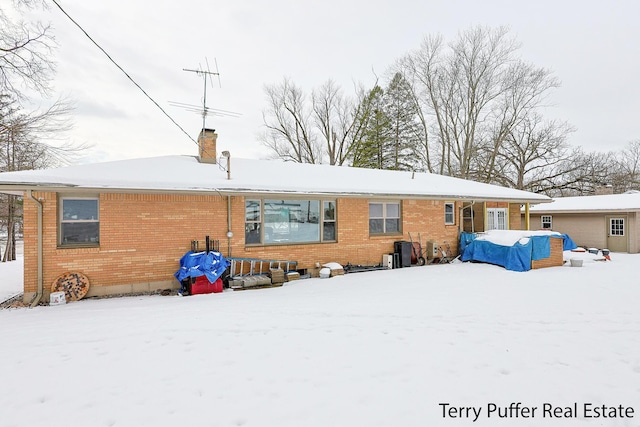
[459,230,577,272]
[174,251,229,283]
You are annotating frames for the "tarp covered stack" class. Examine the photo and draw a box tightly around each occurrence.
[459,230,577,272]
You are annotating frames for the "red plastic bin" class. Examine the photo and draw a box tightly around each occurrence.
[191,276,223,295]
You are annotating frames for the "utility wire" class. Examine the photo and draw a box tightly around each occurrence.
[50,0,199,147]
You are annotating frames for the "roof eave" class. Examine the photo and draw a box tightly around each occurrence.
[529,208,640,214]
[0,183,550,204]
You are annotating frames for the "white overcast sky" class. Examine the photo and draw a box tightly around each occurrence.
[25,0,640,164]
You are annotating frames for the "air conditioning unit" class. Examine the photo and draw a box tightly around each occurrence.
[426,241,439,259]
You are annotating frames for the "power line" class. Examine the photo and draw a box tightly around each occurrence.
[50,0,199,147]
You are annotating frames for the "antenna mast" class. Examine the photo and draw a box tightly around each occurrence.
[183,58,221,131]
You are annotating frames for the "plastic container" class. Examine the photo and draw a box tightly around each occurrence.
[50,291,67,305]
[570,258,583,267]
[191,276,223,294]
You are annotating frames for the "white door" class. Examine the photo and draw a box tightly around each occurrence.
[487,208,508,230]
[607,216,628,252]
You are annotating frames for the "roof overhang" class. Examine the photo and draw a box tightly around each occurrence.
[0,183,550,204]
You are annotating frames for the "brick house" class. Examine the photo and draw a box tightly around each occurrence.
[0,129,550,305]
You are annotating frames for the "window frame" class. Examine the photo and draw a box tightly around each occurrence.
[369,201,402,235]
[244,198,337,246]
[444,202,455,225]
[541,215,553,229]
[322,201,337,242]
[59,196,100,247]
[244,199,262,244]
[610,217,625,236]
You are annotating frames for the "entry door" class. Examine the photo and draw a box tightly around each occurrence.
[486,208,508,230]
[606,216,628,252]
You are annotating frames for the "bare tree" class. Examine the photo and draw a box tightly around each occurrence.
[490,115,580,193]
[479,62,560,183]
[0,95,81,261]
[261,78,320,163]
[608,140,640,193]
[261,78,375,165]
[399,26,561,182]
[311,80,374,166]
[1,0,55,98]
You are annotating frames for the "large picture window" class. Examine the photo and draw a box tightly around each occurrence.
[369,202,401,235]
[60,197,100,246]
[244,199,336,245]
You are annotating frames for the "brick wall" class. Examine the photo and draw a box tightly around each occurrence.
[23,192,228,301]
[531,236,564,269]
[22,193,463,301]
[509,203,522,230]
[232,198,461,270]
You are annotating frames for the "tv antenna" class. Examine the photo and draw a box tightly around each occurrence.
[171,58,241,131]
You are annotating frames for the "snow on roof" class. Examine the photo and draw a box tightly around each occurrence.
[529,191,640,213]
[0,155,550,202]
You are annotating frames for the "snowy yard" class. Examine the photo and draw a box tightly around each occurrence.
[1,251,639,427]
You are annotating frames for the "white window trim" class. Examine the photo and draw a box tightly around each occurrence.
[322,201,337,242]
[369,201,402,235]
[444,202,455,225]
[610,218,625,236]
[244,199,262,244]
[59,196,100,247]
[541,215,553,229]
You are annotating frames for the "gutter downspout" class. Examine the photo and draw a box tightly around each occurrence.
[213,189,233,258]
[27,190,43,308]
[227,195,232,257]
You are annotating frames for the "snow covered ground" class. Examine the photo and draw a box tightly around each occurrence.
[1,252,639,427]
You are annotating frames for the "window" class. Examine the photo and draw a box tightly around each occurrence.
[244,199,336,245]
[60,197,99,245]
[486,208,507,230]
[369,202,401,235]
[323,201,336,241]
[610,218,625,236]
[444,202,455,225]
[245,199,262,244]
[541,215,552,229]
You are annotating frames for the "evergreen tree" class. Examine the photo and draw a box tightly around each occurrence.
[351,85,390,169]
[383,73,421,171]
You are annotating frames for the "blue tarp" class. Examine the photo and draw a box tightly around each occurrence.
[459,232,577,272]
[174,251,229,283]
[559,234,578,251]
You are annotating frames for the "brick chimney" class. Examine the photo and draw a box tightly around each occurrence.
[198,128,217,163]
[594,185,614,195]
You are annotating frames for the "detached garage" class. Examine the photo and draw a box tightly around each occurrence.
[528,191,640,253]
